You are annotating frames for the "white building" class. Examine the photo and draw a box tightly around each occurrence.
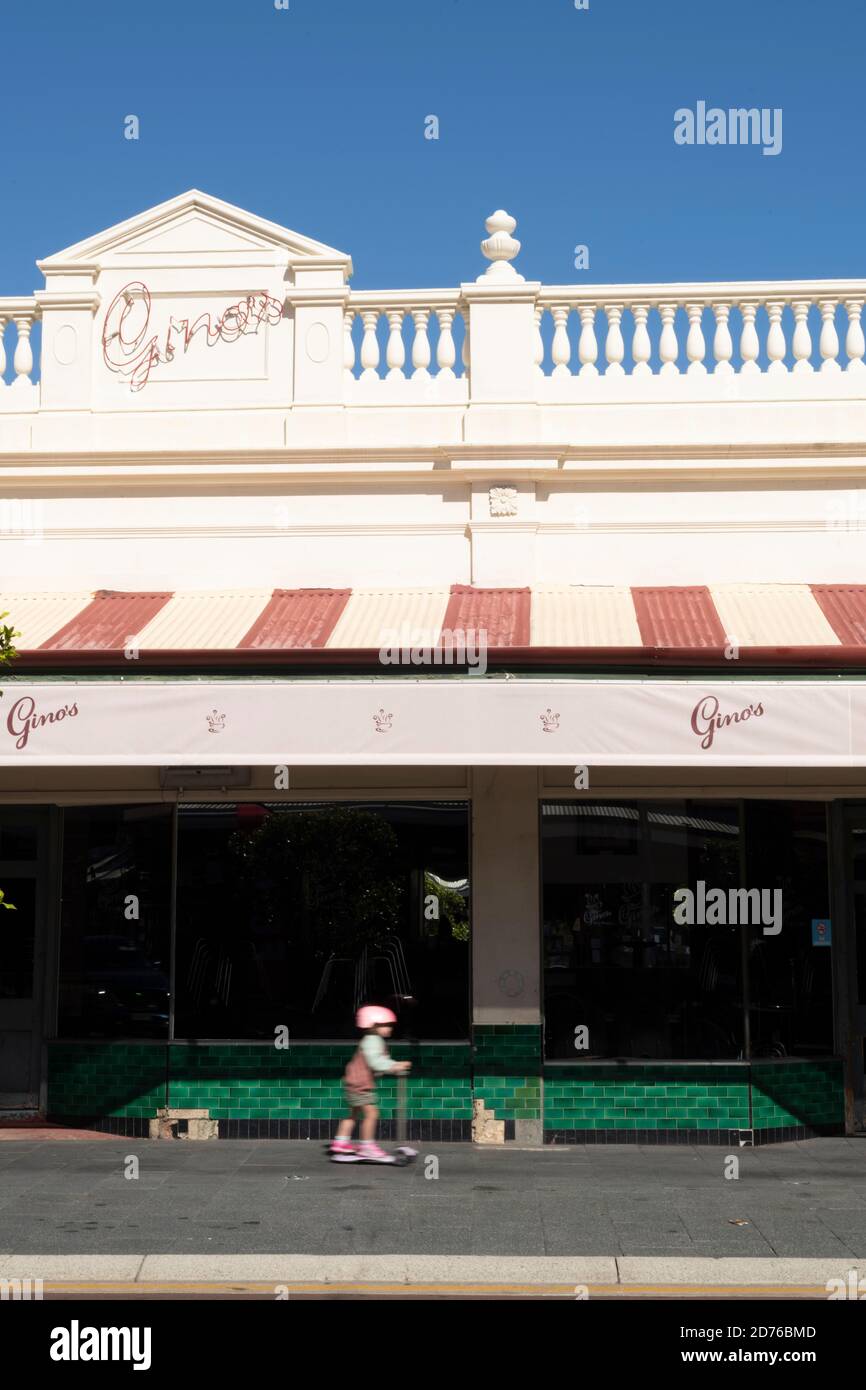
[0,190,863,1143]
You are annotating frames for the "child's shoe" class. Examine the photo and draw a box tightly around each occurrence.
[329,1137,356,1155]
[357,1141,392,1163]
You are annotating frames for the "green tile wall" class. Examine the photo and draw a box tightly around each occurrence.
[544,1060,845,1133]
[45,1037,845,1137]
[47,1043,167,1119]
[750,1061,844,1128]
[544,1064,750,1131]
[473,1024,542,1121]
[47,1041,473,1122]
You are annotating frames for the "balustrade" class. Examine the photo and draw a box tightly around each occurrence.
[343,294,467,381]
[2,259,866,408]
[0,301,38,389]
[534,288,866,378]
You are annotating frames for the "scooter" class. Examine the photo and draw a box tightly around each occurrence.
[328,1073,418,1166]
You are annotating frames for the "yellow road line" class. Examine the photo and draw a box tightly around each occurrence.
[40,1281,831,1296]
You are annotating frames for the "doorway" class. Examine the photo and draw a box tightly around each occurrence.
[838,804,866,1131]
[0,810,50,1108]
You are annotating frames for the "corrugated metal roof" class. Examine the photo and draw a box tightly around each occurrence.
[440,585,531,647]
[711,584,840,647]
[810,585,866,645]
[41,590,172,650]
[326,587,450,648]
[4,584,866,662]
[632,586,726,648]
[0,592,93,649]
[531,586,642,646]
[134,590,272,650]
[238,588,351,649]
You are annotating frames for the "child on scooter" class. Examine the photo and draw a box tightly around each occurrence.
[330,1005,411,1162]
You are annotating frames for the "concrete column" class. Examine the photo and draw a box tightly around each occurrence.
[34,269,100,411]
[286,258,351,405]
[472,766,542,1144]
[472,765,540,1021]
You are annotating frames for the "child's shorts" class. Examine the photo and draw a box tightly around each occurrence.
[345,1084,377,1109]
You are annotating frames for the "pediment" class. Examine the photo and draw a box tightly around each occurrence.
[38,189,352,275]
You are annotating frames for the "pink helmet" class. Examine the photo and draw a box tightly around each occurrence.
[356,1005,397,1029]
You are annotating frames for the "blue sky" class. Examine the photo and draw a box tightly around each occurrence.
[1,0,863,292]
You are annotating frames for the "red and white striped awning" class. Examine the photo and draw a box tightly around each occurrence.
[5,582,866,667]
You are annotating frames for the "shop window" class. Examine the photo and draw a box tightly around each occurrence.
[0,879,36,1000]
[174,801,470,1040]
[742,802,832,1058]
[542,801,744,1060]
[58,806,172,1039]
[542,799,835,1062]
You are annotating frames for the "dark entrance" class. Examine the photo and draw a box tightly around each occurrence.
[836,804,866,1131]
[0,809,50,1108]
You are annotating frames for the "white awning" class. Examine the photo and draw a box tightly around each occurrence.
[0,677,863,767]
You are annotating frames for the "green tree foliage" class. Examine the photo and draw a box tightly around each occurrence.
[424,872,469,941]
[229,806,402,957]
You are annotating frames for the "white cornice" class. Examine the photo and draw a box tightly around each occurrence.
[2,446,866,492]
[2,517,862,542]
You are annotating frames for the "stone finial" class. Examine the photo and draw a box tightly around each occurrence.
[478,209,524,283]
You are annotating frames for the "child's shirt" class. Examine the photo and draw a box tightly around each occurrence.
[344,1032,398,1091]
[361,1033,399,1075]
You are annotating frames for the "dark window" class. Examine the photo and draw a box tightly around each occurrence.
[542,799,834,1061]
[0,878,36,999]
[742,802,832,1057]
[542,801,744,1060]
[174,801,470,1040]
[58,806,172,1038]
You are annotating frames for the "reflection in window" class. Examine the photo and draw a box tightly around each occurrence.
[542,802,743,1060]
[542,800,835,1062]
[743,802,832,1057]
[58,807,172,1038]
[174,802,470,1040]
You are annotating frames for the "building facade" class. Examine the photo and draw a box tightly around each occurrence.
[1,191,865,1143]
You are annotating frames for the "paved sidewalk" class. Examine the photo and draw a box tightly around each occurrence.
[1,1136,865,1261]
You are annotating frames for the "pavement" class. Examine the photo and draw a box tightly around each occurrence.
[1,1136,865,1293]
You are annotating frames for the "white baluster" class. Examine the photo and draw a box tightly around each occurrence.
[685,302,707,375]
[766,301,787,375]
[818,300,841,373]
[386,310,405,379]
[360,311,380,378]
[461,310,469,376]
[712,303,733,375]
[411,308,431,378]
[0,316,6,383]
[658,303,679,375]
[12,314,34,386]
[738,301,760,375]
[436,308,456,377]
[533,305,544,376]
[792,300,813,373]
[604,305,625,376]
[343,309,355,382]
[578,305,598,376]
[845,299,865,372]
[551,306,571,376]
[631,303,651,376]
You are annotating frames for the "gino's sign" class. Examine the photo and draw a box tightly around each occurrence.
[3,695,79,750]
[690,694,765,750]
[102,280,284,391]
